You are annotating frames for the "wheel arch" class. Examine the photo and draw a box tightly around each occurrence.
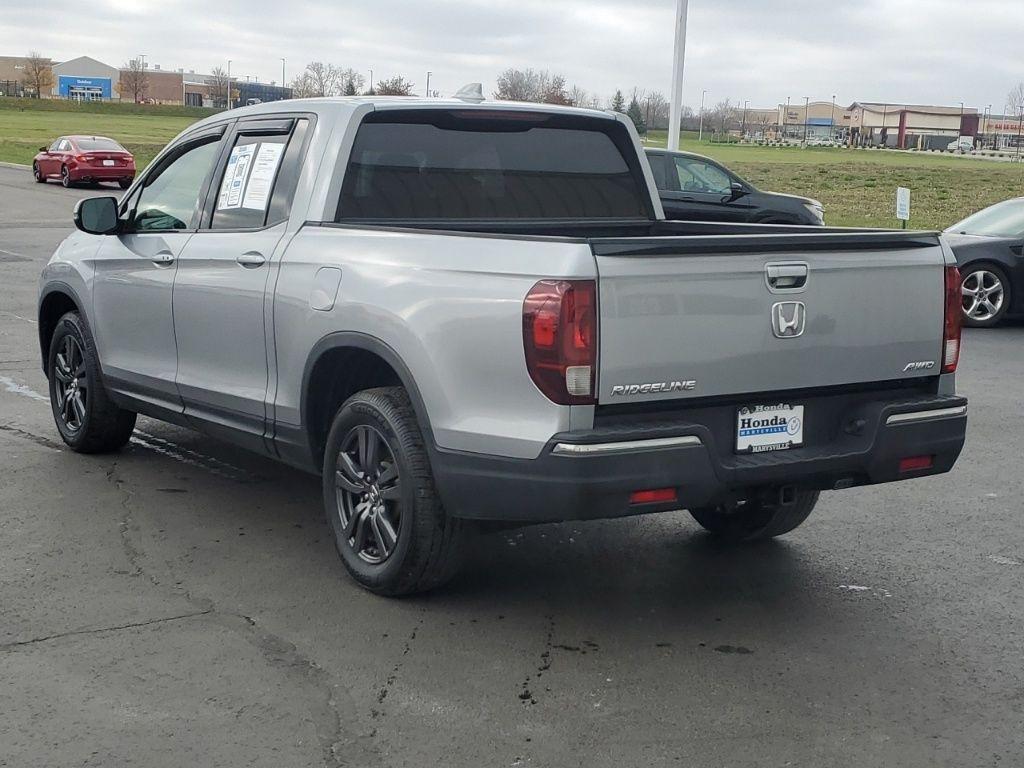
[38,283,87,376]
[298,332,437,472]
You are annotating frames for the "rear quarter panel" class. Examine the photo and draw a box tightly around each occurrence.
[272,225,597,459]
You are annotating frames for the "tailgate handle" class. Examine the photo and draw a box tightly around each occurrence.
[766,263,808,291]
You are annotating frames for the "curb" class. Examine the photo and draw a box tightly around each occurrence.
[0,161,31,170]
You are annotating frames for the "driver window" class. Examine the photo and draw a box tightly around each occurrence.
[57,140,71,151]
[49,140,62,151]
[131,139,221,232]
[674,157,732,195]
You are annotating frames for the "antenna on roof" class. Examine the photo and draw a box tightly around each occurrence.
[454,83,485,103]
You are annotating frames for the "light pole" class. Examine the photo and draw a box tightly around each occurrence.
[784,96,790,140]
[741,100,749,139]
[138,53,146,70]
[697,88,706,143]
[959,101,965,142]
[368,68,373,95]
[667,0,689,151]
[227,60,232,108]
[830,94,836,143]
[881,102,888,146]
[281,58,285,90]
[425,71,432,97]
[803,96,810,146]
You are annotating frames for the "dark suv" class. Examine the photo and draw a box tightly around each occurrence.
[645,148,824,225]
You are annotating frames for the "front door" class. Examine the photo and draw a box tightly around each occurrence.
[172,117,306,449]
[90,133,225,411]
[665,154,751,223]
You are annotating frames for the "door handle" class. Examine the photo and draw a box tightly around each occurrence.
[236,251,266,268]
[766,263,809,290]
[152,251,175,266]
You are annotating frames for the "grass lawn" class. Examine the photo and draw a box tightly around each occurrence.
[644,130,1024,229]
[0,97,210,170]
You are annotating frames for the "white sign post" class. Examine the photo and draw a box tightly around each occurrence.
[896,187,911,228]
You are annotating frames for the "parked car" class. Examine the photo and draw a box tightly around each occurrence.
[944,198,1024,326]
[645,148,825,225]
[39,95,966,596]
[33,136,135,189]
[946,136,975,153]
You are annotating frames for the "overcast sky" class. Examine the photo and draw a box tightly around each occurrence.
[4,0,1021,111]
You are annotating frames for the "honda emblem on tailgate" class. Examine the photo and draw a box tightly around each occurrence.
[771,301,806,338]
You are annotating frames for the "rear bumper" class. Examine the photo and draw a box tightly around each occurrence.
[70,167,133,180]
[433,394,967,523]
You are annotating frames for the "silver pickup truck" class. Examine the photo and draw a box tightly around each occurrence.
[39,93,968,595]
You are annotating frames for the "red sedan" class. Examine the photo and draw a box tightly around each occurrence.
[33,135,135,189]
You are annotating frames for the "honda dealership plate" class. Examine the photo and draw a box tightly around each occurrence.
[736,403,804,453]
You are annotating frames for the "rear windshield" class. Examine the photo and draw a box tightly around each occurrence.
[76,138,125,152]
[947,199,1024,238]
[336,110,649,221]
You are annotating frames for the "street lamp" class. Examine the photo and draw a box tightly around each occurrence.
[138,53,146,70]
[368,68,374,95]
[226,60,232,108]
[830,94,836,143]
[697,88,707,143]
[281,58,286,90]
[425,71,432,97]
[741,99,749,139]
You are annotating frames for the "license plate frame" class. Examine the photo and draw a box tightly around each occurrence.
[736,403,805,454]
[102,159,115,166]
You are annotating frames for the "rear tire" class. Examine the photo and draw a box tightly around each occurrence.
[322,386,465,596]
[689,489,820,542]
[60,165,72,188]
[118,177,133,189]
[47,312,137,453]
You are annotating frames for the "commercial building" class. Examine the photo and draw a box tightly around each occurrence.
[52,56,119,101]
[778,101,855,142]
[847,102,978,150]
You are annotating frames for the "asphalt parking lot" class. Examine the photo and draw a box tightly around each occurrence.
[1,163,1022,767]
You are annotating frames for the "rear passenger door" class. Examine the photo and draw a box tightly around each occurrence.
[171,116,311,450]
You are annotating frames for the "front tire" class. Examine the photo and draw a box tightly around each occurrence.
[322,387,465,596]
[961,263,1010,327]
[689,489,820,542]
[47,312,136,453]
[33,162,46,183]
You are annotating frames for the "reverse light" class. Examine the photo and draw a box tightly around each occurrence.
[899,455,934,473]
[629,488,678,505]
[523,280,597,405]
[943,265,962,373]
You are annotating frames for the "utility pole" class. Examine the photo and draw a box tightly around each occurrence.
[138,53,146,70]
[697,88,706,142]
[1016,110,1022,162]
[959,101,965,141]
[425,71,432,97]
[667,0,689,151]
[803,96,810,146]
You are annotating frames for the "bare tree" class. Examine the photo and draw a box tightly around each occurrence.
[338,68,365,96]
[541,74,570,105]
[288,71,317,99]
[1008,83,1024,116]
[494,68,544,101]
[643,90,670,130]
[568,84,589,107]
[117,59,149,103]
[21,51,53,98]
[375,76,415,96]
[206,66,233,107]
[708,98,735,134]
[304,61,341,97]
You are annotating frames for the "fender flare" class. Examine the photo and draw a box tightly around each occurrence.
[37,281,89,373]
[299,330,438,453]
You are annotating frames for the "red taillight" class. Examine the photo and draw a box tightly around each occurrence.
[630,488,678,505]
[943,265,962,373]
[899,455,934,473]
[74,154,89,164]
[523,279,597,405]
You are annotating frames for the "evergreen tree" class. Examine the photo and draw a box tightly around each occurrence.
[626,97,647,134]
[611,89,625,112]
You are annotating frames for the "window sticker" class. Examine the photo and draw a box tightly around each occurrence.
[217,143,256,210]
[241,143,284,211]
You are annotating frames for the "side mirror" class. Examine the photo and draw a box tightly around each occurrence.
[74,197,120,235]
[39,146,48,152]
[729,181,748,200]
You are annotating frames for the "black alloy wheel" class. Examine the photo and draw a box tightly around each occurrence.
[334,424,403,564]
[52,333,88,433]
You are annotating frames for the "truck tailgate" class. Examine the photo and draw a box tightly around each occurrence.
[592,232,947,404]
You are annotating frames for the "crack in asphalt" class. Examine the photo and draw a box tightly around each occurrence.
[0,610,214,651]
[0,423,62,450]
[519,614,556,706]
[375,616,424,712]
